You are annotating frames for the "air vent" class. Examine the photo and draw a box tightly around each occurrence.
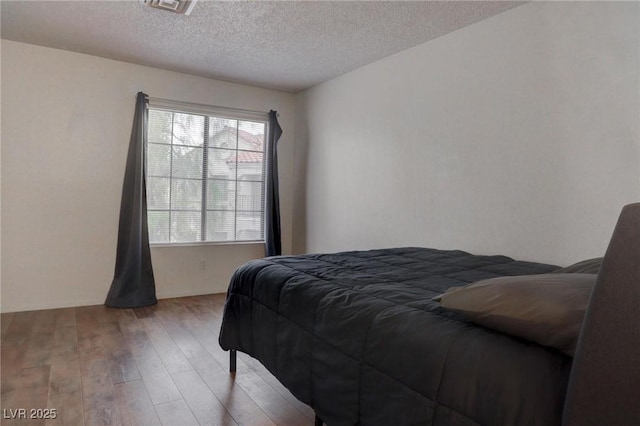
[141,0,198,16]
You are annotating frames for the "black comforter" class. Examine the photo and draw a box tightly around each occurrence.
[219,247,572,425]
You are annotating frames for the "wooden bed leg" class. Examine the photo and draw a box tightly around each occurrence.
[230,350,237,373]
[314,414,323,426]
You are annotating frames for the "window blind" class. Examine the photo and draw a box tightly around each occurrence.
[146,101,268,244]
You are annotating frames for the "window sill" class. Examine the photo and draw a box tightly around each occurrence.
[150,240,265,248]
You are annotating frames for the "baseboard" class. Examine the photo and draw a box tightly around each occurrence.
[0,290,226,313]
[0,298,105,313]
[155,289,226,300]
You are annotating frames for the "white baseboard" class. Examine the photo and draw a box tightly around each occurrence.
[1,298,105,313]
[0,290,226,313]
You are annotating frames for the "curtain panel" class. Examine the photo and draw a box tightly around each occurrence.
[265,110,283,257]
[105,92,157,308]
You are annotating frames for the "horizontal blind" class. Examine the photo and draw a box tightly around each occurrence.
[146,101,268,244]
[148,97,268,122]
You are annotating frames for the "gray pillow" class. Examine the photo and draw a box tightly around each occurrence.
[554,257,603,274]
[434,273,596,356]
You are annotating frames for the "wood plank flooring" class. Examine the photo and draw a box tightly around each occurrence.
[1,295,316,425]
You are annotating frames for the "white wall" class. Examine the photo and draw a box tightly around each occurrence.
[296,1,640,265]
[1,40,296,312]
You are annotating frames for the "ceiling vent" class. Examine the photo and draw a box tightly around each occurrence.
[141,0,198,16]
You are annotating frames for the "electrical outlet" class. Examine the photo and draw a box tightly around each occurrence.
[200,260,206,271]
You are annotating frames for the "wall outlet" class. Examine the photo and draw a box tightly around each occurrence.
[199,260,206,271]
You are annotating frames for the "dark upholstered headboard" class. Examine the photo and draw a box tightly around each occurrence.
[563,203,640,425]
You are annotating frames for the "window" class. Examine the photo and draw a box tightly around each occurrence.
[145,101,268,244]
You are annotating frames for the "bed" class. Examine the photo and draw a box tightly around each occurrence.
[218,203,640,425]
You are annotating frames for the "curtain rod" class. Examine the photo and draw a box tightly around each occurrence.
[147,96,277,118]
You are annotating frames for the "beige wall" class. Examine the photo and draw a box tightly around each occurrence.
[1,40,296,312]
[295,2,640,265]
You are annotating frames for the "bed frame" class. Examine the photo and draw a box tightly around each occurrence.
[227,203,640,425]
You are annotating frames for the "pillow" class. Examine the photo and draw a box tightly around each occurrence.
[434,273,596,356]
[554,257,603,274]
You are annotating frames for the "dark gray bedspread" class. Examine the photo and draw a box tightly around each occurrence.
[219,247,572,425]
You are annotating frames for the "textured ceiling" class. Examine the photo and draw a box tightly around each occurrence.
[1,1,524,93]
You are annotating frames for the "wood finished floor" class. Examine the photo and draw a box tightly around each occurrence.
[1,294,316,425]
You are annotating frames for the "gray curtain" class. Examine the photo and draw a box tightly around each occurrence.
[105,92,157,308]
[265,110,283,257]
